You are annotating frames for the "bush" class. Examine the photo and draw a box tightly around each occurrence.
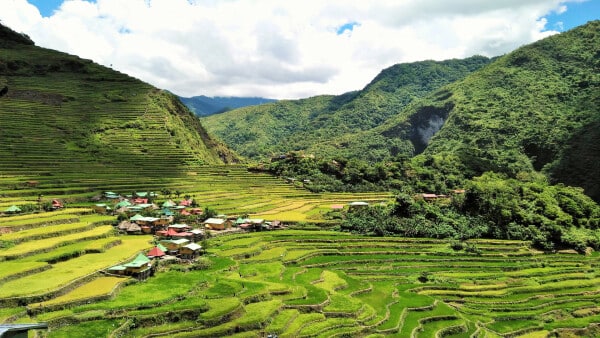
[464,243,482,255]
[192,257,213,270]
[418,271,430,283]
[449,240,464,251]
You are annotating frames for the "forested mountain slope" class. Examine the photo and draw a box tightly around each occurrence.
[0,24,237,177]
[202,56,492,159]
[367,20,599,200]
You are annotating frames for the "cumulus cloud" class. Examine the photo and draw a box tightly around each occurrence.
[0,0,578,99]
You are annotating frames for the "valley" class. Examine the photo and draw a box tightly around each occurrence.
[0,18,599,338]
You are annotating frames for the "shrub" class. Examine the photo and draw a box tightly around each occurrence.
[449,240,464,251]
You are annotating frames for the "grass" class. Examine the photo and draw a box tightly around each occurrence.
[28,276,126,308]
[0,215,113,243]
[0,261,48,281]
[0,225,115,259]
[281,313,326,337]
[243,246,287,262]
[313,270,348,292]
[0,236,151,298]
[45,319,122,338]
[266,309,299,334]
[0,210,599,337]
[198,297,241,322]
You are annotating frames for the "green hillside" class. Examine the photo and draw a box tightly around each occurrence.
[228,21,598,202]
[0,24,237,178]
[201,22,600,250]
[202,56,491,159]
[357,20,600,199]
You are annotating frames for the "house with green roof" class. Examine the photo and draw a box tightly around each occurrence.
[3,205,22,214]
[162,200,176,208]
[104,191,120,199]
[156,243,168,252]
[107,253,153,280]
[115,200,132,209]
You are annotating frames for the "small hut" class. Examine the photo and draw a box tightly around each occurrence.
[179,243,202,259]
[122,253,152,280]
[147,246,166,259]
[51,199,64,210]
[125,223,142,235]
[203,218,231,230]
[4,205,22,214]
[162,200,176,208]
[117,221,135,232]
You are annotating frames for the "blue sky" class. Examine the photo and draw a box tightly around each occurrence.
[543,0,600,31]
[6,0,599,99]
[28,0,599,31]
[27,0,63,17]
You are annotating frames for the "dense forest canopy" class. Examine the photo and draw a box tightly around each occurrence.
[237,22,600,250]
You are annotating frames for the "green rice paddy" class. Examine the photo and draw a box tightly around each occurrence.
[0,167,597,337]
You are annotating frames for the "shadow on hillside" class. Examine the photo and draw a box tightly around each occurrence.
[547,118,600,202]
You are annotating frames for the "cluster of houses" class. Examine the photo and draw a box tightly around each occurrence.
[106,238,206,280]
[93,191,202,216]
[1,199,63,216]
[93,190,286,233]
[97,191,286,279]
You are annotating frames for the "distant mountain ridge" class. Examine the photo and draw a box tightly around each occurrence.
[202,55,492,159]
[179,95,276,116]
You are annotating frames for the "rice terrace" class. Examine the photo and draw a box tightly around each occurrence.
[1,171,599,337]
[1,11,600,338]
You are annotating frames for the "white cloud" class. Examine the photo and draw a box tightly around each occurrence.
[0,0,579,99]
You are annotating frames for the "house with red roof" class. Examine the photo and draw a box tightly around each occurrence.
[179,199,193,207]
[190,208,203,215]
[51,199,64,210]
[133,198,148,204]
[147,246,165,259]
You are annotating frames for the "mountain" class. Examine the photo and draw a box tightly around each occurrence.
[0,24,237,178]
[202,55,492,159]
[205,21,599,202]
[361,20,600,200]
[179,95,276,116]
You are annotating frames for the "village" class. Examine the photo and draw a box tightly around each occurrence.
[92,191,286,280]
[0,189,460,282]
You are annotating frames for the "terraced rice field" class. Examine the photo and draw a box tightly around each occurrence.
[0,165,391,223]
[0,208,151,305]
[2,228,598,337]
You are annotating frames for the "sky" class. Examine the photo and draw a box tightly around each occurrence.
[1,0,598,99]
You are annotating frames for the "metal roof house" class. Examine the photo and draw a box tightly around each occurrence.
[0,323,48,338]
